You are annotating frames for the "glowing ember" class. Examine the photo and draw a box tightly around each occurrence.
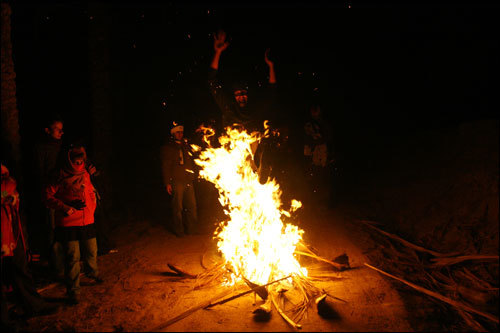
[193,125,307,286]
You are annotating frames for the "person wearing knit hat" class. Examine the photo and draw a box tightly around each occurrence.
[160,122,199,237]
[170,124,184,135]
[44,145,103,305]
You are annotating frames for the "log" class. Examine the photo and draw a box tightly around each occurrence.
[364,263,499,324]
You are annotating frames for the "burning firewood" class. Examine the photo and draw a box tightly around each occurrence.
[159,124,350,329]
[150,275,293,330]
[205,275,292,309]
[241,275,268,300]
[294,243,350,271]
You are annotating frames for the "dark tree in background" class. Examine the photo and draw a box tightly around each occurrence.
[88,2,114,211]
[1,3,21,178]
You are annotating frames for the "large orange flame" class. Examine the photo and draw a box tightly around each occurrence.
[193,125,307,286]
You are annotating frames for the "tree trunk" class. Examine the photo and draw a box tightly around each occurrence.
[87,2,114,210]
[1,3,21,175]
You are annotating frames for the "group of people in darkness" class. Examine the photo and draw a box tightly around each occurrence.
[160,30,335,236]
[1,29,335,330]
[2,116,119,329]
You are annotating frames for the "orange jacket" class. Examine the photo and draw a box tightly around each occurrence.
[1,164,23,257]
[44,147,97,227]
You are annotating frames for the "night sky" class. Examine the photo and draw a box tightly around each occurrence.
[9,1,498,209]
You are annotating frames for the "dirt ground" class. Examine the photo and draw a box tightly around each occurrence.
[23,206,416,332]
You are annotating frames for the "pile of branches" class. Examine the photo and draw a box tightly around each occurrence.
[151,242,350,331]
[360,219,499,332]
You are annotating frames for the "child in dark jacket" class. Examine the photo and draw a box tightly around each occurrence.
[44,145,102,305]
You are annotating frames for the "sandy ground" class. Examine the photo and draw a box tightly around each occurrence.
[20,205,418,332]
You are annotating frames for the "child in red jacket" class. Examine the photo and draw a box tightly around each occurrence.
[2,164,59,326]
[45,145,102,305]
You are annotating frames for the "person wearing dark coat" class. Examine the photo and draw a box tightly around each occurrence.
[160,124,198,236]
[208,30,278,133]
[208,30,283,185]
[303,103,334,207]
[32,117,65,279]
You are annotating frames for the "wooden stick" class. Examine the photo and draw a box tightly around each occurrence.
[360,220,497,266]
[360,220,449,257]
[36,282,61,294]
[150,288,237,331]
[271,292,302,329]
[364,263,499,324]
[151,275,292,331]
[205,275,292,308]
[167,263,198,279]
[294,251,346,270]
[461,267,498,291]
[457,308,488,332]
[241,275,268,300]
[430,255,499,267]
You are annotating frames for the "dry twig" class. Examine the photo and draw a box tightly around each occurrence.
[271,292,302,329]
[205,275,292,309]
[364,263,499,324]
[294,250,347,270]
[430,255,499,267]
[360,220,454,257]
[150,287,239,331]
[167,263,198,279]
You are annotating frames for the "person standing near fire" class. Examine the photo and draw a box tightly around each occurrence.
[2,163,60,328]
[160,123,199,237]
[303,102,334,208]
[44,145,102,305]
[32,116,66,280]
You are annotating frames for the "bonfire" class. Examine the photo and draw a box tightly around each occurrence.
[153,123,350,331]
[183,123,341,328]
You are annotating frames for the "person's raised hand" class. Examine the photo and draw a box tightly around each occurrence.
[214,30,229,53]
[87,163,97,176]
[264,48,274,67]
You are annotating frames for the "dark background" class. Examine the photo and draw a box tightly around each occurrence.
[9,1,498,215]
